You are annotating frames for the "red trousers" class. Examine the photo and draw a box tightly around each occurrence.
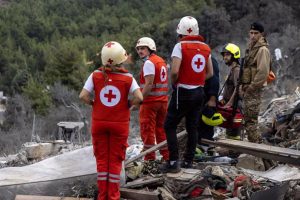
[139,101,169,160]
[92,120,129,200]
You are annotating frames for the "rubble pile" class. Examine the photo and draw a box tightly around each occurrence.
[122,90,300,199]
[259,91,300,149]
[125,162,296,200]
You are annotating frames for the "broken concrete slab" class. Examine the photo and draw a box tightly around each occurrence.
[0,146,99,200]
[242,165,300,182]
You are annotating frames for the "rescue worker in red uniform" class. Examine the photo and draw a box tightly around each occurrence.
[79,41,143,200]
[162,16,213,173]
[135,37,169,161]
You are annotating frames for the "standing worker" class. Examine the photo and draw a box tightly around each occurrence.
[220,43,242,140]
[162,16,213,173]
[79,41,143,200]
[240,22,270,143]
[135,37,169,161]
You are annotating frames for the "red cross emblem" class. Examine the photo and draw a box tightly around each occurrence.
[104,90,116,102]
[162,69,166,79]
[160,66,167,81]
[100,85,120,107]
[191,54,205,73]
[105,42,115,48]
[194,58,203,69]
[107,58,114,64]
[187,28,192,34]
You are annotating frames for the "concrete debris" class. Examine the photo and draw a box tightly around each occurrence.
[0,94,298,199]
[125,161,144,180]
[236,154,265,171]
[0,140,85,168]
[260,91,300,150]
[121,90,300,199]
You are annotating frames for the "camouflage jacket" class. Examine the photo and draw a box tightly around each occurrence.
[242,37,270,89]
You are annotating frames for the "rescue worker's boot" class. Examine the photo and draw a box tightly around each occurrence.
[226,128,241,140]
[159,160,181,173]
[181,160,193,168]
[226,135,241,140]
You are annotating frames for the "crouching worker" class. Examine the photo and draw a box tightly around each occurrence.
[79,41,143,200]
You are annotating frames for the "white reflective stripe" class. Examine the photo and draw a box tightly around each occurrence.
[97,177,108,181]
[109,173,120,179]
[155,83,168,88]
[233,119,243,122]
[109,179,120,183]
[149,91,168,96]
[224,119,242,122]
[98,172,108,176]
[140,83,168,89]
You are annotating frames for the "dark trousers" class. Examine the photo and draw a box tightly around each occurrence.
[164,87,205,162]
[198,119,214,144]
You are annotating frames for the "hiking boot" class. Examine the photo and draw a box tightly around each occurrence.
[181,160,193,168]
[159,160,181,173]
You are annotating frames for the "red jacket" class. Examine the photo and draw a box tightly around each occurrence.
[92,67,132,122]
[140,54,168,103]
[177,35,211,86]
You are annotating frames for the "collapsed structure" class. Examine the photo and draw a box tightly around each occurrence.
[0,92,300,200]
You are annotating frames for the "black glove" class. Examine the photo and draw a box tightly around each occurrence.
[202,106,216,118]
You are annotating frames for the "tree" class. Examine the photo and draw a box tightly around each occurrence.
[22,77,52,115]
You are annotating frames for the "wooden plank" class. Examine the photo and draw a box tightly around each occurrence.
[125,130,187,166]
[123,177,164,188]
[15,195,92,200]
[120,188,162,200]
[210,190,227,199]
[202,139,300,165]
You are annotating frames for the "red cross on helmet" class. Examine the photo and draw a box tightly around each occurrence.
[177,16,199,36]
[101,41,128,66]
[136,37,156,51]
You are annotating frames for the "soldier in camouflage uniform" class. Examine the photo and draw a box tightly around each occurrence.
[240,22,270,143]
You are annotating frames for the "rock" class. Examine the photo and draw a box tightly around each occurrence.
[236,154,265,171]
[23,142,60,159]
[126,161,143,180]
[211,166,225,177]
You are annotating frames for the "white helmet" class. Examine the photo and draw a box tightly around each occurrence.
[177,16,199,36]
[101,41,128,66]
[136,37,156,51]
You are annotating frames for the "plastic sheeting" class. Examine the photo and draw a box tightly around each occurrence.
[0,146,97,200]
